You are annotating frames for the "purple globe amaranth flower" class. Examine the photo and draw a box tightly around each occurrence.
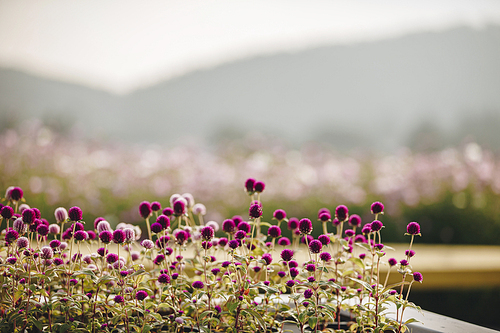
[222,219,236,234]
[13,218,27,234]
[345,229,355,237]
[228,239,240,249]
[9,187,23,201]
[106,253,119,264]
[99,230,113,244]
[278,237,291,246]
[389,290,397,295]
[371,220,383,232]
[175,230,189,245]
[301,235,314,245]
[304,289,313,299]
[41,246,54,259]
[173,199,187,216]
[362,224,372,234]
[205,221,219,232]
[192,203,206,215]
[234,230,246,240]
[139,201,152,219]
[22,209,35,224]
[32,208,41,219]
[200,226,215,240]
[17,236,29,249]
[261,253,273,265]
[141,239,154,250]
[280,249,294,262]
[192,280,204,289]
[309,239,323,254]
[332,218,341,226]
[335,205,349,222]
[68,206,83,222]
[1,206,14,219]
[96,221,112,233]
[245,178,256,193]
[354,234,366,243]
[97,247,108,257]
[406,222,421,235]
[289,267,299,277]
[273,209,286,221]
[114,295,124,303]
[154,254,165,265]
[231,215,243,227]
[7,256,17,264]
[73,222,84,231]
[93,217,105,229]
[254,181,265,193]
[371,201,384,215]
[123,228,135,243]
[201,241,213,250]
[405,249,416,258]
[211,268,221,275]
[48,224,60,234]
[150,222,163,234]
[158,273,171,284]
[348,214,362,227]
[286,280,295,288]
[400,259,409,266]
[156,235,170,249]
[218,237,228,247]
[374,243,384,250]
[306,264,316,272]
[151,201,161,212]
[267,226,281,238]
[277,271,286,278]
[6,229,19,242]
[53,258,64,266]
[288,260,298,268]
[156,215,170,229]
[113,229,126,244]
[162,207,174,217]
[249,204,263,219]
[135,290,148,301]
[318,208,330,218]
[237,221,251,233]
[298,218,313,234]
[413,271,423,283]
[320,252,331,262]
[74,230,88,241]
[388,258,398,266]
[287,218,299,230]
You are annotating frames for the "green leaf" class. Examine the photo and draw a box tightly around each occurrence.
[245,308,266,331]
[308,316,318,329]
[227,300,239,313]
[348,277,373,291]
[141,325,152,333]
[348,257,365,269]
[404,318,420,325]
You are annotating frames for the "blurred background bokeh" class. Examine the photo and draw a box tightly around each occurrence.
[1,0,500,329]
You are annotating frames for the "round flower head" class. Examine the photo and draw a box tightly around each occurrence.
[249,204,263,219]
[267,226,281,238]
[371,201,384,214]
[123,228,135,243]
[151,201,161,212]
[6,229,19,242]
[113,229,126,244]
[162,207,174,217]
[154,254,165,265]
[335,205,349,222]
[1,205,14,219]
[99,230,113,244]
[200,226,215,241]
[151,222,163,234]
[301,235,314,244]
[139,201,152,219]
[405,249,416,258]
[74,230,88,241]
[413,271,423,283]
[135,290,148,301]
[72,222,84,231]
[93,217,105,229]
[218,237,228,247]
[319,252,331,262]
[158,273,171,284]
[10,187,24,201]
[362,224,372,234]
[192,203,206,215]
[41,246,54,259]
[205,220,219,232]
[97,247,108,257]
[280,249,294,262]
[388,258,398,266]
[13,218,27,234]
[319,212,331,222]
[354,234,366,243]
[245,178,256,193]
[306,264,316,272]
[68,206,83,222]
[19,203,30,214]
[48,224,60,234]
[254,181,265,193]
[286,280,295,288]
[32,208,41,219]
[54,207,68,223]
[406,222,421,235]
[59,242,68,250]
[400,259,409,266]
[237,221,250,233]
[17,236,29,249]
[22,209,35,224]
[298,218,313,234]
[182,193,195,208]
[97,221,112,233]
[156,235,170,249]
[140,239,153,250]
[156,215,170,229]
[228,240,240,249]
[287,218,299,230]
[175,230,188,245]
[106,253,119,264]
[371,220,383,232]
[345,229,355,237]
[309,239,323,254]
[318,208,330,218]
[114,295,124,304]
[261,253,273,265]
[318,234,330,246]
[348,214,362,227]
[273,209,286,221]
[7,256,17,264]
[290,267,299,277]
[131,251,140,261]
[234,230,246,240]
[192,281,204,289]
[332,218,340,226]
[222,219,236,234]
[278,237,291,246]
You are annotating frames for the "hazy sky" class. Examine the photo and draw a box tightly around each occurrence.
[1,0,500,94]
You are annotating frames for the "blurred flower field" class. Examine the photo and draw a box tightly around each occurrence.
[2,121,500,244]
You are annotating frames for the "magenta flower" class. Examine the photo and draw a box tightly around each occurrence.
[135,290,148,301]
[22,209,35,224]
[345,229,355,237]
[319,212,331,222]
[261,253,273,265]
[319,252,331,262]
[99,230,113,244]
[249,204,263,219]
[286,280,295,288]
[273,209,286,221]
[309,239,322,254]
[106,253,119,264]
[335,205,349,222]
[74,230,88,241]
[222,219,236,234]
[158,274,171,284]
[267,226,281,238]
[175,230,189,245]
[218,238,228,247]
[113,229,126,244]
[139,201,152,219]
[1,206,14,219]
[280,249,294,262]
[371,220,383,232]
[162,207,174,217]
[9,187,24,201]
[68,206,83,222]
[151,222,163,234]
[201,226,215,241]
[371,201,384,214]
[41,246,54,259]
[348,214,362,227]
[278,237,291,246]
[234,230,246,240]
[192,281,204,289]
[413,271,423,283]
[254,181,265,193]
[5,229,19,242]
[405,249,416,258]
[298,218,313,234]
[151,201,161,212]
[287,218,299,230]
[17,237,29,249]
[245,178,256,193]
[406,222,421,235]
[173,199,187,216]
[156,215,170,229]
[237,221,251,233]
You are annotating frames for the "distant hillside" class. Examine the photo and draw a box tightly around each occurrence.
[1,25,500,151]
